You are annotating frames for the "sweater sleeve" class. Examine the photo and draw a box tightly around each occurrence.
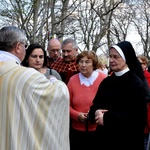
[67,76,80,121]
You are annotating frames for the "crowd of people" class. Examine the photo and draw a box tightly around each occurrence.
[0,25,150,150]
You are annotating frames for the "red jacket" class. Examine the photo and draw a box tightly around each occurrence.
[144,70,150,133]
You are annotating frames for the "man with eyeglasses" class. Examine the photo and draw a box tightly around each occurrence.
[51,38,79,84]
[0,26,70,150]
[46,38,62,68]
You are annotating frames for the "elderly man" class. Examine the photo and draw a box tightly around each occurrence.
[51,38,79,84]
[0,26,70,150]
[46,38,62,68]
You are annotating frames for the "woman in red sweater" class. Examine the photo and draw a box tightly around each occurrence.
[67,51,106,150]
[137,55,150,150]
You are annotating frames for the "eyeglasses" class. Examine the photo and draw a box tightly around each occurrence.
[50,49,60,53]
[20,42,28,48]
[62,50,72,53]
[110,55,121,60]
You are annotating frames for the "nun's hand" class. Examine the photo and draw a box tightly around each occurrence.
[95,109,108,125]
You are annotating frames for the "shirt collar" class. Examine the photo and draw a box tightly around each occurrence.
[79,71,99,86]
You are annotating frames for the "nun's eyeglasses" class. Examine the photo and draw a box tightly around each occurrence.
[110,55,121,60]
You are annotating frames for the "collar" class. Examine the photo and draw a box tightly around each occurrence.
[0,50,21,64]
[62,58,76,64]
[114,67,130,76]
[79,71,99,86]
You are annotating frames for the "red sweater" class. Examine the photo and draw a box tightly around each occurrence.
[67,72,106,131]
[144,70,150,133]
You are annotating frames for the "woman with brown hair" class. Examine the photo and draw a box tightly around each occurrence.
[21,43,62,81]
[68,50,106,150]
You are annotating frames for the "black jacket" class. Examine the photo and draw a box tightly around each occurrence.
[88,71,147,150]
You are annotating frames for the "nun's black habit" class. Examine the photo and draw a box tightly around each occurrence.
[88,41,147,150]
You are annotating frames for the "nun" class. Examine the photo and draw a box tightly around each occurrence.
[88,41,147,150]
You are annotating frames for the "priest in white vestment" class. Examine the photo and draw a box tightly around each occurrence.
[0,26,70,150]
